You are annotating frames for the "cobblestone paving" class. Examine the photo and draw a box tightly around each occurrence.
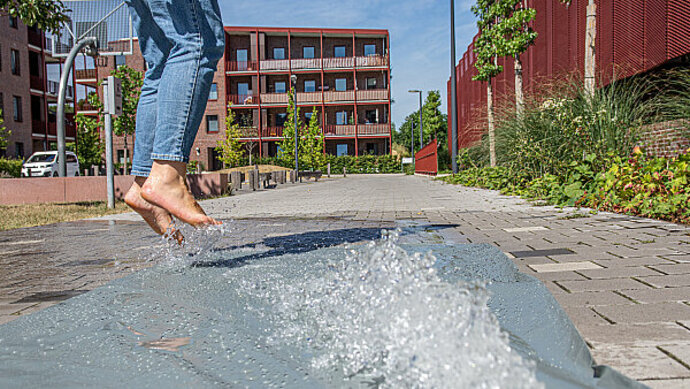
[2,174,689,387]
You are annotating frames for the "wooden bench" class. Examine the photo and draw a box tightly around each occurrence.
[298,170,323,182]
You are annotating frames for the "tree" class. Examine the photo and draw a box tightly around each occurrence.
[393,91,448,154]
[216,105,243,168]
[0,109,10,154]
[110,65,143,175]
[71,93,104,170]
[300,108,324,170]
[278,90,303,167]
[0,0,69,33]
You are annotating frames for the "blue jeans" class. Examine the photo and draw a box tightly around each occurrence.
[126,0,225,177]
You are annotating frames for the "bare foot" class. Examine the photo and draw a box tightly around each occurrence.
[140,161,220,228]
[125,177,184,243]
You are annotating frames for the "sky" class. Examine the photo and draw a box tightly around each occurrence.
[218,0,479,128]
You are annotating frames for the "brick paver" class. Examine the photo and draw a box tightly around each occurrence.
[1,174,689,385]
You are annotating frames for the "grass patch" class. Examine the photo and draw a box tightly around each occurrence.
[216,164,291,174]
[0,201,131,231]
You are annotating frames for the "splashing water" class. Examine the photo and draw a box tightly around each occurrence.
[241,229,543,388]
[157,221,228,268]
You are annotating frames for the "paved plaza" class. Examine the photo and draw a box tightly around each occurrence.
[1,174,689,387]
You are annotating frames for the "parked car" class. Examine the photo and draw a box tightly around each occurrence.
[21,151,81,177]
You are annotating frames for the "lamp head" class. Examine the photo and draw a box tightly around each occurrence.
[290,75,297,85]
[408,89,421,93]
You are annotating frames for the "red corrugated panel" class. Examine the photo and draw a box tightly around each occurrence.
[644,0,667,68]
[532,0,549,79]
[667,0,690,59]
[597,0,615,85]
[575,0,587,79]
[613,0,645,79]
[552,0,571,77]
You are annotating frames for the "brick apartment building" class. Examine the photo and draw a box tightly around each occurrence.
[0,15,76,159]
[76,26,391,171]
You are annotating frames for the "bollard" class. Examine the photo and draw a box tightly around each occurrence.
[253,169,260,190]
[248,170,256,191]
[230,171,242,191]
[327,163,331,178]
[343,166,347,177]
[281,170,286,184]
[290,170,296,183]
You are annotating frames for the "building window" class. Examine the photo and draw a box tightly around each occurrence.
[275,81,286,94]
[115,55,126,67]
[117,150,125,165]
[335,78,346,92]
[334,46,346,58]
[364,44,376,56]
[15,142,24,159]
[10,49,20,75]
[365,109,378,124]
[206,115,219,133]
[0,93,4,119]
[12,96,22,122]
[276,113,287,127]
[9,15,17,28]
[336,144,348,156]
[366,78,377,90]
[304,80,316,93]
[236,49,248,70]
[237,82,249,97]
[303,46,315,59]
[336,111,347,125]
[273,47,285,60]
[305,112,313,121]
[209,83,218,100]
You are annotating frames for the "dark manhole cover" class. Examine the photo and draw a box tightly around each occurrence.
[510,248,574,258]
[13,290,89,304]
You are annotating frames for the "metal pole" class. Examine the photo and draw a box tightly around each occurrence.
[584,0,596,98]
[411,122,414,155]
[450,0,459,174]
[291,75,299,180]
[418,91,423,147]
[57,37,97,177]
[103,80,115,209]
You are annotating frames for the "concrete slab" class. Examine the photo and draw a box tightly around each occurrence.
[650,264,690,275]
[641,378,690,389]
[589,343,690,380]
[578,266,662,280]
[638,275,690,288]
[529,261,603,273]
[659,344,690,369]
[620,287,690,304]
[558,278,651,293]
[553,291,634,307]
[593,302,690,324]
[503,226,548,232]
[593,257,676,268]
[578,322,690,345]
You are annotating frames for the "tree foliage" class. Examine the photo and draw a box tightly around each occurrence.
[300,108,324,170]
[216,106,243,168]
[0,0,69,33]
[393,90,448,153]
[110,65,143,140]
[278,90,303,167]
[0,109,10,153]
[70,93,104,169]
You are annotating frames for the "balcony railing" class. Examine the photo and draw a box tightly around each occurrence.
[356,89,389,101]
[226,60,258,72]
[238,126,259,138]
[28,29,42,47]
[229,94,259,105]
[296,91,322,104]
[357,123,390,136]
[291,58,322,70]
[324,124,356,136]
[323,90,354,102]
[260,93,288,105]
[260,59,290,71]
[75,68,97,80]
[30,75,44,90]
[261,126,284,138]
[32,120,46,133]
[77,100,98,111]
[323,57,355,69]
[355,54,389,68]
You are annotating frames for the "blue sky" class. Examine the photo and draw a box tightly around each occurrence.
[218,0,479,128]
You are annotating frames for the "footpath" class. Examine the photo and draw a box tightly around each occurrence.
[0,174,688,387]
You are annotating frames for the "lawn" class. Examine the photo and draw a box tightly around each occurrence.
[0,201,131,231]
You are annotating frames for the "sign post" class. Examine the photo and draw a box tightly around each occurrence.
[103,76,122,209]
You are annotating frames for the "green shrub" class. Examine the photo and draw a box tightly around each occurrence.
[244,155,402,174]
[0,158,22,178]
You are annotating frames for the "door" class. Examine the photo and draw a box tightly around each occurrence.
[236,49,248,71]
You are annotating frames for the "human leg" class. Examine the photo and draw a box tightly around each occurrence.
[138,0,225,226]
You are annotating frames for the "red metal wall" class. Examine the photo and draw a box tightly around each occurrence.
[415,139,438,175]
[449,0,690,152]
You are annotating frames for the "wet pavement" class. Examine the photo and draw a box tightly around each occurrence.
[0,174,689,387]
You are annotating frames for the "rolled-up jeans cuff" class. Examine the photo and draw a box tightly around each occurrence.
[130,169,150,177]
[151,153,189,163]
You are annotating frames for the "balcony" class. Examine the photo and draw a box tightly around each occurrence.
[238,126,259,138]
[28,29,43,47]
[356,89,389,102]
[75,68,97,81]
[229,94,259,105]
[296,91,322,104]
[291,58,322,70]
[77,99,98,112]
[324,124,355,137]
[358,123,390,136]
[226,60,258,72]
[323,57,355,69]
[323,90,354,103]
[259,93,288,105]
[260,59,290,71]
[355,54,389,68]
[30,75,44,91]
[261,126,284,138]
[45,80,72,98]
[32,120,46,134]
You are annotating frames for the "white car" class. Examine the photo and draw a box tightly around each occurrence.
[21,151,81,177]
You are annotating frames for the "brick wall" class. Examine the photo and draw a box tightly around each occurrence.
[638,120,690,158]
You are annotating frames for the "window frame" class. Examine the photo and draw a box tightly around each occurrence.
[9,15,18,29]
[364,44,377,57]
[335,78,347,92]
[10,49,20,76]
[334,46,346,58]
[237,82,250,97]
[12,96,22,122]
[208,83,218,100]
[304,80,316,93]
[336,111,347,125]
[206,114,219,133]
[366,77,377,90]
[303,46,315,59]
[274,81,286,94]
[273,47,285,60]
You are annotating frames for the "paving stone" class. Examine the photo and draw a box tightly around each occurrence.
[552,291,633,307]
[530,271,590,283]
[592,257,676,268]
[659,344,690,369]
[620,287,690,304]
[577,266,661,280]
[558,278,651,293]
[638,275,690,288]
[593,302,690,324]
[529,261,602,273]
[650,264,690,275]
[510,248,574,258]
[641,378,690,389]
[560,306,612,327]
[503,226,548,232]
[577,322,690,345]
[589,343,690,380]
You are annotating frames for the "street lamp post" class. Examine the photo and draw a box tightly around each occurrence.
[450,0,459,174]
[291,75,299,181]
[409,89,423,148]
